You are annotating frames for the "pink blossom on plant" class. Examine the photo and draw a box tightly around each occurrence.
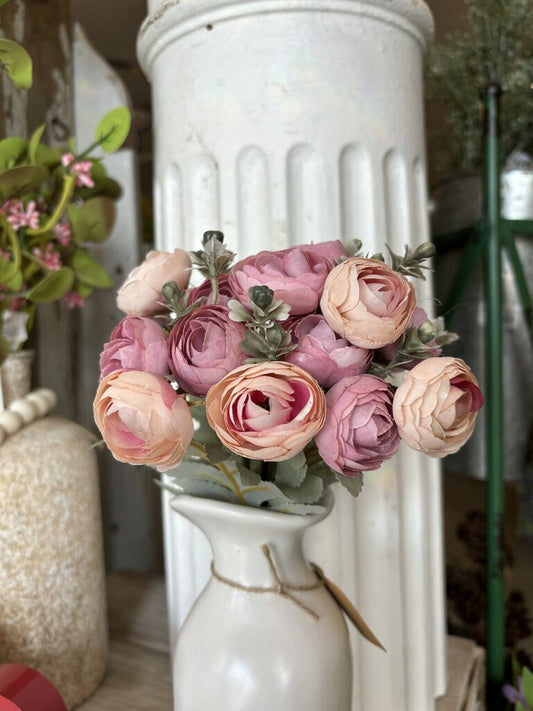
[315,374,400,477]
[229,241,346,316]
[53,221,72,246]
[62,292,86,309]
[2,199,40,230]
[283,314,373,388]
[100,316,169,379]
[62,152,95,188]
[33,243,62,270]
[168,304,246,397]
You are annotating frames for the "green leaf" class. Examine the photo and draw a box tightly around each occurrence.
[95,106,131,154]
[71,249,113,288]
[336,472,364,498]
[26,267,74,303]
[68,196,116,243]
[274,451,308,488]
[0,136,27,170]
[0,38,32,89]
[277,473,324,504]
[0,165,48,202]
[76,282,94,299]
[34,142,61,167]
[28,124,46,163]
[522,666,533,708]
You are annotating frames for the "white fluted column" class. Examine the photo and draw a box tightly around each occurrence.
[137,2,445,708]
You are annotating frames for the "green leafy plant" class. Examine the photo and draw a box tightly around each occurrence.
[426,0,533,179]
[0,0,32,89]
[0,106,131,359]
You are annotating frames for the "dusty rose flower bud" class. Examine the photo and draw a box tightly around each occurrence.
[320,257,416,349]
[315,374,399,477]
[392,357,483,457]
[93,369,194,472]
[117,249,191,316]
[99,316,169,379]
[283,315,372,388]
[228,241,346,316]
[168,304,246,397]
[205,362,326,461]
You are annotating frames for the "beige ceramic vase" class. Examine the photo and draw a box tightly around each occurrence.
[0,352,108,709]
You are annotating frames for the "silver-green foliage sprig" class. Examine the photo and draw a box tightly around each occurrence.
[228,285,295,362]
[371,242,436,280]
[189,230,235,303]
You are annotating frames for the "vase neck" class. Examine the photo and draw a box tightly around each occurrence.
[171,495,328,588]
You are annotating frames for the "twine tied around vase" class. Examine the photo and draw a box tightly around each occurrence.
[210,544,386,651]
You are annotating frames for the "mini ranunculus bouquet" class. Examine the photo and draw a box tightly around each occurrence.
[93,231,483,513]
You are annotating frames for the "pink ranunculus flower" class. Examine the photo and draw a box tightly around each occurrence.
[320,257,416,349]
[205,361,326,461]
[187,273,233,307]
[228,241,346,316]
[283,314,373,388]
[99,316,169,380]
[392,357,483,458]
[168,304,246,397]
[315,374,400,478]
[93,369,194,472]
[117,249,191,317]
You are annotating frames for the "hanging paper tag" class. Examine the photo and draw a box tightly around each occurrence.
[311,564,387,652]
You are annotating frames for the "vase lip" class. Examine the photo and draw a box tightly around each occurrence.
[170,485,334,527]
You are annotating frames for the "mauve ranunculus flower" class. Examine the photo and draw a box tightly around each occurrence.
[187,274,233,307]
[284,315,372,388]
[93,369,194,472]
[393,357,483,458]
[228,241,345,316]
[117,249,191,317]
[99,316,169,379]
[168,304,246,397]
[320,257,416,349]
[315,374,400,477]
[205,362,326,461]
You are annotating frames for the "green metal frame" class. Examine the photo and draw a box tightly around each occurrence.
[433,84,533,709]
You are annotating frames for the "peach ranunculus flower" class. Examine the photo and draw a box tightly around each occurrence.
[117,249,191,316]
[320,257,416,349]
[93,369,194,472]
[392,357,484,458]
[205,362,326,461]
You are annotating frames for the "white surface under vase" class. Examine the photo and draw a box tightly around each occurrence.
[138,2,445,709]
[170,489,352,711]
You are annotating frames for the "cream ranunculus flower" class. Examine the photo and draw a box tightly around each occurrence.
[205,362,326,461]
[320,257,416,349]
[93,369,194,472]
[392,357,483,457]
[117,249,191,316]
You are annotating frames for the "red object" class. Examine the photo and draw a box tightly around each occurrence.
[0,665,66,711]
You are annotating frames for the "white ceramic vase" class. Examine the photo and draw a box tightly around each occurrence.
[170,489,352,711]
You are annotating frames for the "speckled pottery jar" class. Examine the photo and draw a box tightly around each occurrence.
[0,353,108,709]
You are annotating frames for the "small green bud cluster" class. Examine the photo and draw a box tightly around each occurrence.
[228,286,295,362]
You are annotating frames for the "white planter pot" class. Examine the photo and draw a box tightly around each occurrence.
[138,2,445,709]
